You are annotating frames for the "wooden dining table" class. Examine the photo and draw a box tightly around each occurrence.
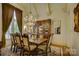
[29,38,47,45]
[22,33,53,55]
[29,38,48,55]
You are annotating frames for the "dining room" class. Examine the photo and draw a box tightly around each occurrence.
[0,3,78,56]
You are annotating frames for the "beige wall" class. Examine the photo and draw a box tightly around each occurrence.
[53,3,79,55]
[66,3,79,55]
[50,4,67,46]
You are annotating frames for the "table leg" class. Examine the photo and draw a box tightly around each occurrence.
[35,45,38,55]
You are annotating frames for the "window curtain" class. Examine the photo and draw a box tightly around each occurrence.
[2,4,14,47]
[15,9,22,33]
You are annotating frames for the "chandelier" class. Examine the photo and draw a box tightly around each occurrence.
[23,4,36,33]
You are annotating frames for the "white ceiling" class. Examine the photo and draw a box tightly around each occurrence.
[16,3,68,19]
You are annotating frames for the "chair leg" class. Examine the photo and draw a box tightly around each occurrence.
[49,47,51,53]
[10,44,13,51]
[46,50,47,56]
[46,47,48,56]
[21,49,25,56]
[20,50,22,56]
[20,49,24,56]
[15,46,17,53]
[13,45,16,52]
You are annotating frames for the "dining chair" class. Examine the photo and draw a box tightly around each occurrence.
[38,34,51,56]
[15,33,22,55]
[21,34,36,56]
[10,33,16,52]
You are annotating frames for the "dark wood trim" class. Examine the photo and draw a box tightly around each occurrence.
[2,3,22,12]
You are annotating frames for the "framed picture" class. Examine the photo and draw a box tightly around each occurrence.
[54,20,61,34]
[74,4,79,32]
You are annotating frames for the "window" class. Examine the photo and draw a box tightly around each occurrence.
[5,10,20,39]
